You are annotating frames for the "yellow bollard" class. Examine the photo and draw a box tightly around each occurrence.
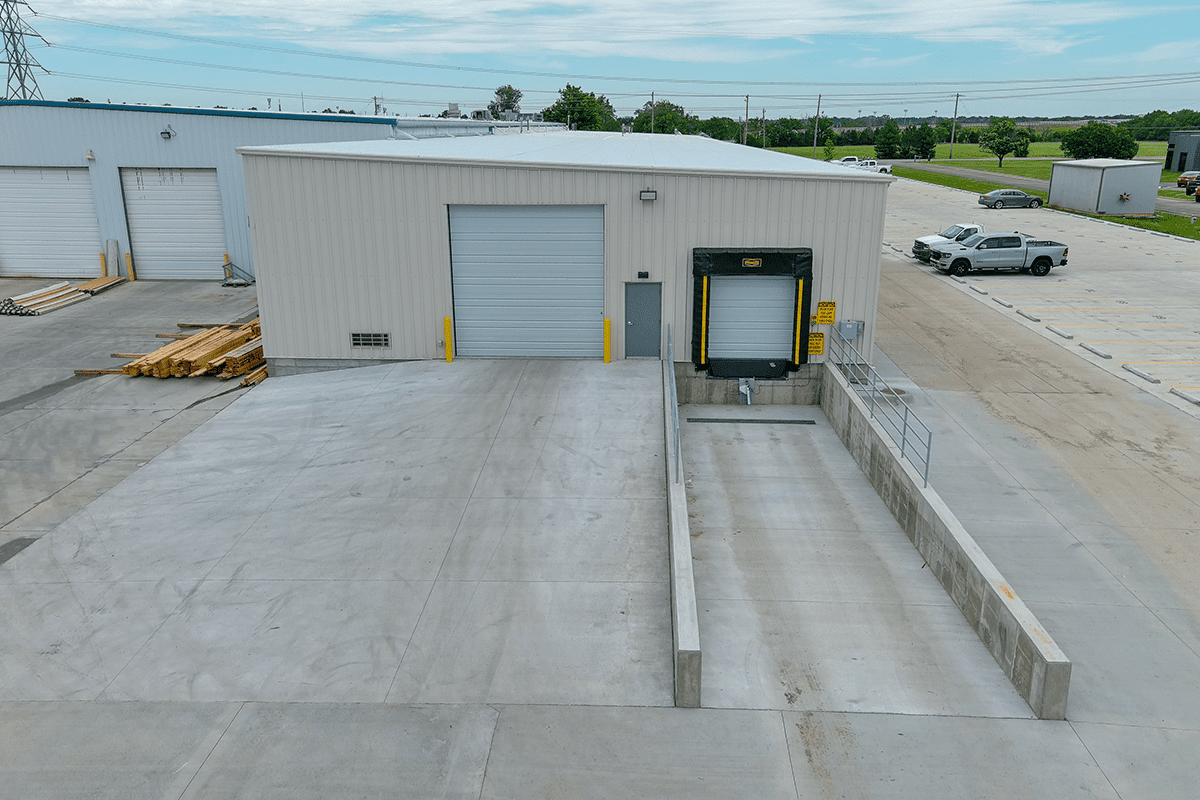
[99,252,107,278]
[126,252,136,281]
[444,317,454,362]
[603,318,611,363]
[223,253,232,280]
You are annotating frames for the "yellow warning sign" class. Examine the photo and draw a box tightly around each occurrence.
[808,332,825,355]
[816,301,836,325]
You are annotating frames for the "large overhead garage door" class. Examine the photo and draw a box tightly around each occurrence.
[121,168,227,280]
[0,167,101,278]
[449,205,605,357]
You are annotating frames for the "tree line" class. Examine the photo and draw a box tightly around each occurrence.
[487,84,1159,162]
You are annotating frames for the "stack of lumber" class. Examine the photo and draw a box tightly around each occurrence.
[1,282,89,316]
[1,276,127,315]
[214,336,265,379]
[76,276,127,295]
[121,319,264,379]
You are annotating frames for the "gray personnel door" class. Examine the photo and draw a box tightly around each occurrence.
[624,283,662,357]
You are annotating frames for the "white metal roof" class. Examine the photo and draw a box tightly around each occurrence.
[238,129,886,180]
[1054,158,1159,169]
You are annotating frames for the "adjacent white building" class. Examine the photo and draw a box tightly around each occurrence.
[0,100,541,281]
[238,131,893,381]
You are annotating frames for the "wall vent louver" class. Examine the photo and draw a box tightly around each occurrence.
[350,332,390,348]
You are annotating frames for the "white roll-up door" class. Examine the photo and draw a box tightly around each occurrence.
[0,167,101,278]
[449,205,605,357]
[121,168,227,280]
[707,275,796,359]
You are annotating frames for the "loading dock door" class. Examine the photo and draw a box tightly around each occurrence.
[692,248,813,378]
[0,167,101,278]
[707,276,795,359]
[121,168,227,280]
[449,205,605,357]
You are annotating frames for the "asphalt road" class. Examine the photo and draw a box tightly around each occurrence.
[891,160,1200,217]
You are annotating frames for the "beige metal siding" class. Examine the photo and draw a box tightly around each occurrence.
[242,153,889,362]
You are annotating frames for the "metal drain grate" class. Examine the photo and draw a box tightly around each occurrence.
[686,418,815,425]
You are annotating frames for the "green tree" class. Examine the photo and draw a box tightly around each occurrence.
[632,100,698,134]
[1013,128,1033,158]
[488,85,522,117]
[902,123,938,160]
[979,117,1021,167]
[1061,122,1140,160]
[542,84,619,131]
[823,136,836,161]
[873,119,902,159]
[697,117,740,141]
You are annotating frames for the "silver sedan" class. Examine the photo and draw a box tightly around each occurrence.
[978,189,1043,209]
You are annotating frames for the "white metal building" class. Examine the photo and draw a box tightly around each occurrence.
[1048,159,1160,217]
[0,100,542,280]
[239,131,893,375]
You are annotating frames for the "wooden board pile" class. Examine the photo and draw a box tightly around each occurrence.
[1,277,127,316]
[121,319,266,380]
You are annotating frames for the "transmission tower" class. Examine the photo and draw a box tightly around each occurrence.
[2,0,48,101]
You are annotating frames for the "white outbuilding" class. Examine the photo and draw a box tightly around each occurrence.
[238,131,893,393]
[1048,158,1160,217]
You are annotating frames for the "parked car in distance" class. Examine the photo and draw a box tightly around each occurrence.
[978,189,1042,209]
[1176,171,1200,187]
[930,232,1068,277]
[912,223,985,262]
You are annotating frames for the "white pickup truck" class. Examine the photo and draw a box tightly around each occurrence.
[912,223,985,262]
[930,231,1068,277]
[853,159,892,174]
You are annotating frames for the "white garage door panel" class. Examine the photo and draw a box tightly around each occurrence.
[0,167,101,278]
[708,275,795,359]
[121,168,227,280]
[450,205,605,357]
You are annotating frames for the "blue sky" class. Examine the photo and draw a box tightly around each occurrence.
[14,0,1200,121]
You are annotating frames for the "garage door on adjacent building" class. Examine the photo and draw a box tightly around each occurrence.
[449,205,605,357]
[121,168,227,280]
[0,167,101,278]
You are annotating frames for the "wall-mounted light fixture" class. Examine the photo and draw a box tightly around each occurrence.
[85,150,95,160]
[160,125,176,140]
[639,188,657,201]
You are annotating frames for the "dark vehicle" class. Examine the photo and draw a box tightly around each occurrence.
[978,189,1042,209]
[1177,171,1200,187]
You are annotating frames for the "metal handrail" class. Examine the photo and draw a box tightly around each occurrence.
[827,328,933,486]
[666,325,681,481]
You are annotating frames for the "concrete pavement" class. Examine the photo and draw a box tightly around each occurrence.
[4,172,1200,796]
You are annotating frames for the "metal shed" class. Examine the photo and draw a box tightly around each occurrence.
[1048,158,1160,217]
[0,100,539,280]
[239,131,893,382]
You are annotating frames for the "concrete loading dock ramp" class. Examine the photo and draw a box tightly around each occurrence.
[681,405,1032,715]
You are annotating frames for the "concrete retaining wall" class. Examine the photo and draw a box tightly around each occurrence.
[820,361,1072,720]
[674,363,822,405]
[663,361,702,707]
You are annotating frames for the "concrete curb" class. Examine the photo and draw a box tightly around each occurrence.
[821,361,1071,720]
[663,360,702,708]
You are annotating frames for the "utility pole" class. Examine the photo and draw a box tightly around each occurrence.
[761,108,766,148]
[949,93,960,160]
[2,0,48,101]
[743,95,749,145]
[651,91,655,134]
[811,94,822,157]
